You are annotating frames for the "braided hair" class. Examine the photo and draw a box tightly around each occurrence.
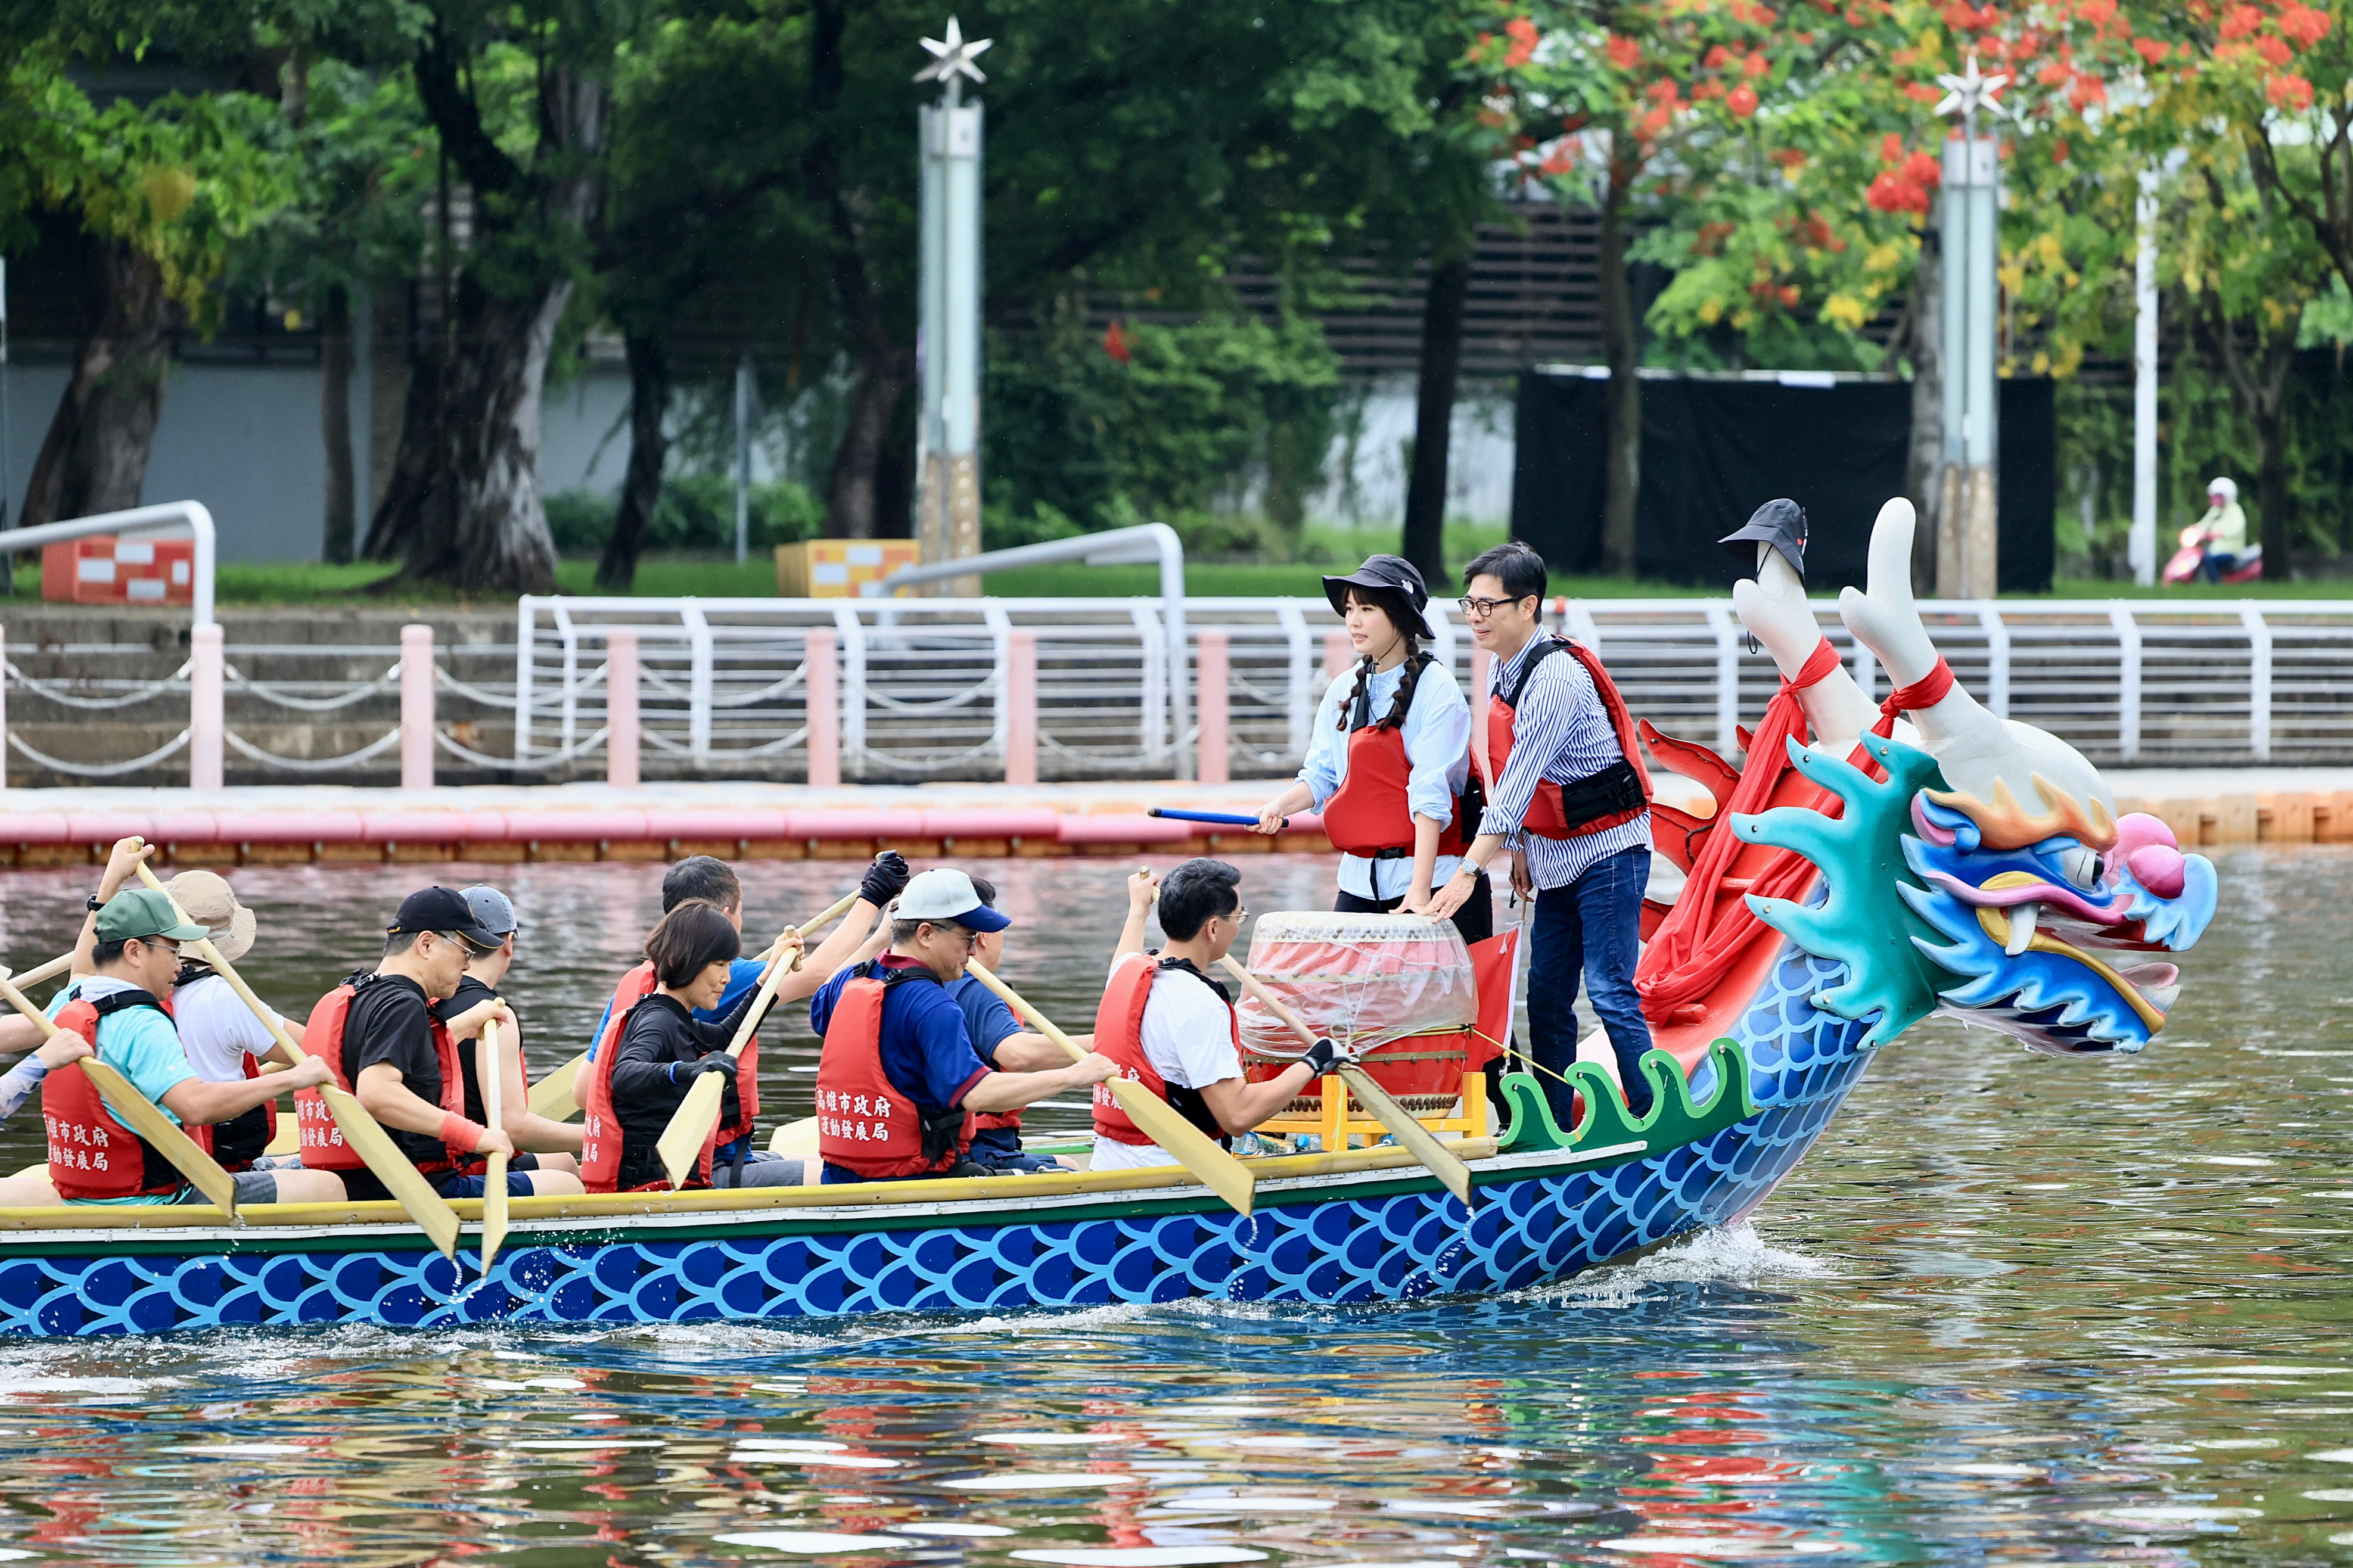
[1335,586,1429,732]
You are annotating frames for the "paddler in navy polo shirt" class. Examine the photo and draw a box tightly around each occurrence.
[806,870,1116,1184]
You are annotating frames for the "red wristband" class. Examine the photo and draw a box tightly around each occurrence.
[440,1112,487,1151]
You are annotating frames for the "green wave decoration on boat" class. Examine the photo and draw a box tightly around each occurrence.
[1496,1038,1758,1154]
[1734,733,1950,1047]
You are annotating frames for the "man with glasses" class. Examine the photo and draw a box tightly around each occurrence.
[1090,860,1345,1172]
[300,888,582,1201]
[807,869,1116,1184]
[34,838,340,1206]
[1428,542,1658,1128]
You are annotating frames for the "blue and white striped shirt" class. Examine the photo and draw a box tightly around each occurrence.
[1478,635,1651,891]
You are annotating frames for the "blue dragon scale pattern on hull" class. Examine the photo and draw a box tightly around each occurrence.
[0,940,1875,1337]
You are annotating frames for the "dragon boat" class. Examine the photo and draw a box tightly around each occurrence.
[0,501,2217,1337]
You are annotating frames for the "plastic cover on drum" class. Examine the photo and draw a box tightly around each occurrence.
[1237,911,1476,1055]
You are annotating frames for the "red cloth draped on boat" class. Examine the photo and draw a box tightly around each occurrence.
[1634,641,1957,1019]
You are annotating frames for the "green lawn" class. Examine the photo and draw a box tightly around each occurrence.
[4,550,2346,606]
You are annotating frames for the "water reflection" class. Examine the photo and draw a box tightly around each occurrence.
[0,848,2345,1564]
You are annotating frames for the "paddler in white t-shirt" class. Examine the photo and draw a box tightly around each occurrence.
[1087,860,1345,1172]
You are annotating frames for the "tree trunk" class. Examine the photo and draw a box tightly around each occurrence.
[823,266,914,540]
[363,274,567,592]
[20,242,172,528]
[320,283,356,564]
[1401,250,1471,583]
[1596,156,1642,578]
[1901,230,1943,593]
[2196,288,2302,577]
[597,331,670,590]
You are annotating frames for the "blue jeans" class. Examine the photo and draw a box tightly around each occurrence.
[1526,845,1655,1128]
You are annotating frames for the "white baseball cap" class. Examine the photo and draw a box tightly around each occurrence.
[895,869,1011,932]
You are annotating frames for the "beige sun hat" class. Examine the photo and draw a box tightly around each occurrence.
[164,869,257,962]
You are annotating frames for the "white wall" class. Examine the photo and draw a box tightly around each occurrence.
[1,358,637,563]
[1313,376,1516,528]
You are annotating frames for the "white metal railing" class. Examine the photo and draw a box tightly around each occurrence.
[7,596,2353,784]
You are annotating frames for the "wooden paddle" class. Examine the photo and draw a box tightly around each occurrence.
[10,952,73,993]
[0,968,241,1214]
[530,907,856,1124]
[479,1015,510,1268]
[133,860,464,1258]
[652,890,859,1187]
[963,958,1257,1217]
[1216,953,1474,1205]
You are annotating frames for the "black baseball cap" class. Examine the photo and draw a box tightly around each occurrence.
[1322,553,1435,641]
[388,887,503,950]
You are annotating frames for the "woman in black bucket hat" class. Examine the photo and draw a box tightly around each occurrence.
[1251,555,1492,944]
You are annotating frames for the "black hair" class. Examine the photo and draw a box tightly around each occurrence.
[1335,586,1429,733]
[1158,858,1242,942]
[1463,540,1547,603]
[645,900,742,989]
[889,916,974,947]
[91,939,129,967]
[968,876,997,907]
[382,931,419,959]
[662,855,742,914]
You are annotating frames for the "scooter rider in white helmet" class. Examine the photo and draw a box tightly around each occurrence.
[2196,477,2249,582]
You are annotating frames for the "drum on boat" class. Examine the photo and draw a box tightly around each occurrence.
[1237,912,1477,1112]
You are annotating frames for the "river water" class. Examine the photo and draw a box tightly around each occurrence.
[0,848,2346,1566]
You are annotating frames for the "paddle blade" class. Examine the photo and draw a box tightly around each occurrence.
[319,1085,462,1258]
[1339,1065,1474,1206]
[527,1052,585,1121]
[1106,1079,1255,1216]
[657,1071,727,1189]
[481,1153,509,1269]
[263,1106,301,1157]
[768,1116,819,1158]
[83,1059,238,1214]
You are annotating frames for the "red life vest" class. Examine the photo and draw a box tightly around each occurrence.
[1483,636,1652,841]
[577,989,762,1193]
[1089,953,1239,1148]
[1320,657,1475,860]
[295,975,471,1175]
[817,963,972,1179]
[41,988,212,1202]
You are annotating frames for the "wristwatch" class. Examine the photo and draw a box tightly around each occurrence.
[85,894,105,913]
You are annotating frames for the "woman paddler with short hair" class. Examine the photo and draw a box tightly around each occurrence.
[580,901,810,1191]
[1251,555,1490,944]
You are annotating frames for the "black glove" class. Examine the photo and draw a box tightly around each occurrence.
[692,1053,739,1078]
[860,850,911,907]
[1300,1037,1348,1077]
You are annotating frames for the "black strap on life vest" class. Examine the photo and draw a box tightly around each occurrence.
[89,988,170,1023]
[1148,956,1234,1147]
[1503,637,1569,709]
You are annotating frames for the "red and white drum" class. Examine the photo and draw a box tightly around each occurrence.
[1236,913,1477,1105]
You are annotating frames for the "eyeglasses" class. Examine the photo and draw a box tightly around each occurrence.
[1458,595,1533,619]
[1222,907,1250,925]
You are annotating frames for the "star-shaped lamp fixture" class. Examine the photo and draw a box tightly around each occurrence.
[1933,51,2010,130]
[916,15,993,88]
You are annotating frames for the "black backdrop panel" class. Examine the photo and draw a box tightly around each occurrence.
[1510,370,2056,594]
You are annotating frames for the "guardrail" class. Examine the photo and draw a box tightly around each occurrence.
[7,596,2352,786]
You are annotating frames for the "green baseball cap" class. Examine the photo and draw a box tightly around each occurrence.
[95,888,212,945]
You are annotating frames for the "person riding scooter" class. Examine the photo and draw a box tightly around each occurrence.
[2165,477,2261,585]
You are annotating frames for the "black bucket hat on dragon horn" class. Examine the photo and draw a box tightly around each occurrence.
[1720,497,1809,584]
[1322,553,1436,642]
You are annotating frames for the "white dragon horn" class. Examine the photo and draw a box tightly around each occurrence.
[1838,497,2112,814]
[1732,544,1875,756]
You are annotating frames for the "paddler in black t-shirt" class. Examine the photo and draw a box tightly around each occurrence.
[300,888,585,1202]
[429,885,583,1178]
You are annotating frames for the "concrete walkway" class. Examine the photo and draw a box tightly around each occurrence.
[0,766,2346,866]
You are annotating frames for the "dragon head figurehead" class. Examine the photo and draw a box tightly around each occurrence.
[1731,499,2217,1055]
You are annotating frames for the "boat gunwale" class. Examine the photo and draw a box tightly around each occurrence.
[0,1136,1670,1255]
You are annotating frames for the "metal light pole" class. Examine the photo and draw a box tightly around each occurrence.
[733,351,754,567]
[1,256,13,595]
[1934,54,2007,601]
[2130,167,2159,587]
[915,17,990,598]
